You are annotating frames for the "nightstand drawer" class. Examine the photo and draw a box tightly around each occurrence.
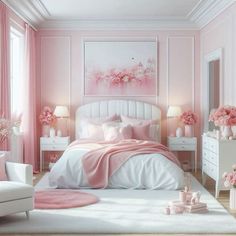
[40,137,70,145]
[168,137,196,145]
[41,144,68,151]
[169,144,196,151]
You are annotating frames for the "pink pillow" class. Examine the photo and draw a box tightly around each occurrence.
[121,115,159,141]
[0,154,8,181]
[103,123,132,141]
[132,123,152,140]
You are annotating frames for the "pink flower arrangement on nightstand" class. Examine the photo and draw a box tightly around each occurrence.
[180,111,197,125]
[209,105,236,126]
[39,106,57,126]
[222,164,236,188]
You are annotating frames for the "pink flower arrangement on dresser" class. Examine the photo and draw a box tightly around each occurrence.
[39,106,57,126]
[180,111,197,125]
[209,105,236,126]
[222,164,236,188]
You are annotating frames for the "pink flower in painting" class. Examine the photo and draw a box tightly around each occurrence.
[180,111,197,125]
[209,105,236,126]
[39,106,57,126]
[86,57,156,95]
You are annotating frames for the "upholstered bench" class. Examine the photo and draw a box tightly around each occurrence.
[0,162,34,218]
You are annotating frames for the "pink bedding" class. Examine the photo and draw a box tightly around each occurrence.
[69,139,180,188]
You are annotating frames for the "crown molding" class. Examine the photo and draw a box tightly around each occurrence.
[2,0,235,30]
[189,0,235,28]
[38,19,199,31]
[1,0,49,28]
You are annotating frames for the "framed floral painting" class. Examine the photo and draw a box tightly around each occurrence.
[83,39,158,96]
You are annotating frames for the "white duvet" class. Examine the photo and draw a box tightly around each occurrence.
[49,144,184,190]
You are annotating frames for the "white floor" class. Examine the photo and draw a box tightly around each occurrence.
[0,174,236,234]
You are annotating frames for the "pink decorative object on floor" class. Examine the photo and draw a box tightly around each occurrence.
[35,189,99,209]
[163,186,208,215]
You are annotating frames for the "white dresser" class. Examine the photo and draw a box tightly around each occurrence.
[202,134,236,198]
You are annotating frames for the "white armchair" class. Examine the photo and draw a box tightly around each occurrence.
[0,162,34,218]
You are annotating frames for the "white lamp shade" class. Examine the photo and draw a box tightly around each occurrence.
[167,106,182,118]
[54,106,69,118]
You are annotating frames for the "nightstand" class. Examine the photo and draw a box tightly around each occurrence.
[167,137,197,172]
[40,136,70,172]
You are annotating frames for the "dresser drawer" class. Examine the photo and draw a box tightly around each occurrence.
[202,159,217,180]
[41,144,68,151]
[169,144,196,151]
[202,148,210,162]
[202,136,218,154]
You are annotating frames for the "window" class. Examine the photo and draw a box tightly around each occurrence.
[10,26,24,116]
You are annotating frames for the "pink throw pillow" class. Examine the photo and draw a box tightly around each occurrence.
[0,154,8,181]
[132,123,152,140]
[103,123,132,141]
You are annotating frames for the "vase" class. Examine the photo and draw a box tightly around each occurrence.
[49,127,56,138]
[42,125,50,137]
[230,188,236,210]
[176,127,183,137]
[184,125,193,137]
[222,126,233,139]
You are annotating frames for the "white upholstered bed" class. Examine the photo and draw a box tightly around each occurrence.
[49,100,184,190]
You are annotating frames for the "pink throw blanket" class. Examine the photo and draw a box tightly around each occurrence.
[69,139,180,188]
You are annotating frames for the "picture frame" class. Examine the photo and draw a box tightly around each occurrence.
[83,38,158,96]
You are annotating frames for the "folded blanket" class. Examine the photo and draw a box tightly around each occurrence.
[69,139,180,188]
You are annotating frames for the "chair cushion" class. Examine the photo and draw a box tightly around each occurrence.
[0,181,34,203]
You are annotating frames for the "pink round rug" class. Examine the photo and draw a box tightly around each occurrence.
[35,189,99,209]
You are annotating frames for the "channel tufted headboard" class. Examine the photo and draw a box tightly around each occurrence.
[75,100,161,141]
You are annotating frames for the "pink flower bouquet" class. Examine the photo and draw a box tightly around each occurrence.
[222,164,236,188]
[39,106,57,126]
[180,111,197,125]
[209,105,236,126]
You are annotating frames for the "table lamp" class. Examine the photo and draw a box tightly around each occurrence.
[54,106,69,137]
[167,106,182,137]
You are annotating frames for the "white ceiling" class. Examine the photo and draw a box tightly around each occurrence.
[2,0,235,29]
[39,0,201,20]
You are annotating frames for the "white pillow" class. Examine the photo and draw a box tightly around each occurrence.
[102,122,132,141]
[78,114,120,139]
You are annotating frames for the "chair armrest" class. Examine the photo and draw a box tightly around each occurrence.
[6,162,33,185]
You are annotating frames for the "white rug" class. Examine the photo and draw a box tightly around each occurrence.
[0,174,236,234]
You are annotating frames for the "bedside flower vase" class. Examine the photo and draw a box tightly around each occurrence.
[42,125,50,137]
[184,125,193,137]
[230,188,236,210]
[222,126,233,139]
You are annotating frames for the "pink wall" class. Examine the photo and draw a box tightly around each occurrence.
[201,2,236,106]
[36,29,200,144]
